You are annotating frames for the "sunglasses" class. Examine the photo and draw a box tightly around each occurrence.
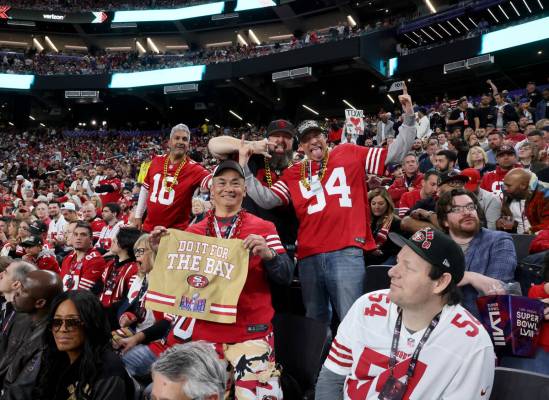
[51,318,83,332]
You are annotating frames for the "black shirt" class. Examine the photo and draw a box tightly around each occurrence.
[475,105,497,128]
[448,108,474,132]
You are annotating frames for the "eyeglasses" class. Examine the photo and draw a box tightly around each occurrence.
[134,248,147,256]
[448,203,477,214]
[51,318,83,332]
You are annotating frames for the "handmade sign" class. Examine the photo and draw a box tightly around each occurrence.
[146,229,249,324]
[345,108,365,136]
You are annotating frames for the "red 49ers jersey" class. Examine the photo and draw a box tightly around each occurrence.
[272,144,386,259]
[88,216,106,242]
[325,290,495,400]
[60,248,107,291]
[142,155,211,233]
[98,177,122,205]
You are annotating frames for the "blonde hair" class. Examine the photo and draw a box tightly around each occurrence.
[134,233,156,273]
[466,145,488,166]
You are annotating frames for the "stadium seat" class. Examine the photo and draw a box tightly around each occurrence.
[272,313,329,399]
[511,234,536,263]
[365,265,392,293]
[489,367,549,400]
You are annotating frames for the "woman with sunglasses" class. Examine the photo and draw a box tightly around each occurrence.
[33,290,134,400]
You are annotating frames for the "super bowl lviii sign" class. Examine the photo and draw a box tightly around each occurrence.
[146,230,249,324]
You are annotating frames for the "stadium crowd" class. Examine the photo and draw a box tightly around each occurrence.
[0,77,548,399]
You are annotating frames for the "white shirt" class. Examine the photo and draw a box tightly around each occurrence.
[509,199,531,234]
[47,215,67,243]
[324,289,495,400]
[70,178,93,197]
[95,220,123,251]
[416,115,432,139]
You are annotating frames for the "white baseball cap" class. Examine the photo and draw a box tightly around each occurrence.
[61,202,76,212]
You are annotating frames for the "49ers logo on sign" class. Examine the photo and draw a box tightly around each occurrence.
[187,274,209,288]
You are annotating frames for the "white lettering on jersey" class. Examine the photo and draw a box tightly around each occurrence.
[299,167,353,214]
[150,173,176,205]
[172,316,195,341]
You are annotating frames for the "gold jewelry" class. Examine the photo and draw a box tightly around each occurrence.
[264,157,293,188]
[300,150,329,190]
[162,155,187,192]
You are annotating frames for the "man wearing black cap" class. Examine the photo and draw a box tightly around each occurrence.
[239,90,417,326]
[480,144,521,196]
[447,97,474,133]
[208,120,299,256]
[316,227,495,400]
[21,236,60,274]
[145,160,293,398]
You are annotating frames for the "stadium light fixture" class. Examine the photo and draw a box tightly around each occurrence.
[39,123,45,127]
[404,33,417,44]
[468,17,478,27]
[205,118,210,122]
[420,28,434,41]
[487,8,499,23]
[386,94,395,104]
[347,15,357,27]
[342,99,356,110]
[429,26,443,39]
[412,31,422,39]
[136,41,147,54]
[44,36,58,52]
[510,1,521,16]
[147,38,160,53]
[248,29,261,45]
[237,34,248,46]
[102,121,107,126]
[498,5,510,20]
[302,104,319,115]
[268,34,293,41]
[247,122,252,127]
[215,124,221,128]
[32,38,44,52]
[425,0,437,14]
[437,23,451,36]
[206,41,233,48]
[447,20,460,34]
[456,18,469,31]
[29,115,35,120]
[91,120,97,126]
[229,110,243,120]
[537,0,543,9]
[8,122,14,126]
[522,0,532,13]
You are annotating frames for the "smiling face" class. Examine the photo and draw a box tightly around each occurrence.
[168,129,190,159]
[210,170,246,212]
[442,194,480,236]
[300,130,327,162]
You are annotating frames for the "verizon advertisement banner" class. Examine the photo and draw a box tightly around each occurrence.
[0,6,108,23]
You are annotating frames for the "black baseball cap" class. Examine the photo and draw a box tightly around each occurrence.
[266,119,296,138]
[21,236,43,248]
[296,120,325,142]
[28,220,48,235]
[213,160,245,179]
[389,228,465,284]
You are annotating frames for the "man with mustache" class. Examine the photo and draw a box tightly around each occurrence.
[134,124,211,233]
[238,89,417,326]
[435,189,516,317]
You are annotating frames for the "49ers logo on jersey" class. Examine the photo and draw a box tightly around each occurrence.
[187,274,209,288]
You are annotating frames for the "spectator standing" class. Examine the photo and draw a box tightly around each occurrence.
[494,92,519,130]
[525,81,542,107]
[95,165,122,206]
[475,93,497,129]
[375,112,394,145]
[416,107,431,139]
[535,88,549,122]
[447,97,474,133]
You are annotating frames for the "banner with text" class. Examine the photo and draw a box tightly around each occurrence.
[146,230,249,324]
[345,108,365,136]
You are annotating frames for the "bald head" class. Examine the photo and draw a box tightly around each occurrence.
[13,270,63,313]
[503,168,531,199]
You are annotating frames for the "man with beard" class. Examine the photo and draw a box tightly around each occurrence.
[238,90,417,326]
[436,189,516,317]
[46,201,67,246]
[474,93,497,130]
[208,120,299,311]
[499,168,549,234]
[134,124,211,233]
[485,130,504,164]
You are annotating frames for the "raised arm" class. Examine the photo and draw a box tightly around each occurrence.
[386,85,417,164]
[208,136,271,160]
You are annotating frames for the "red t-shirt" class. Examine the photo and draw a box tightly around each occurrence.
[148,212,285,354]
[98,177,122,205]
[480,166,512,196]
[527,284,549,352]
[272,143,387,258]
[505,133,527,145]
[60,248,107,291]
[35,253,60,274]
[142,155,211,233]
[88,216,106,241]
[398,189,422,217]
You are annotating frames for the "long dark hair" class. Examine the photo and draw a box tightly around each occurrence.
[34,290,111,400]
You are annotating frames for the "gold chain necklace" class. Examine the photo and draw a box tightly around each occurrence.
[162,155,187,192]
[300,150,329,190]
[264,157,293,188]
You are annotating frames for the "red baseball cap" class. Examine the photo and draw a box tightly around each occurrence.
[460,168,480,192]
